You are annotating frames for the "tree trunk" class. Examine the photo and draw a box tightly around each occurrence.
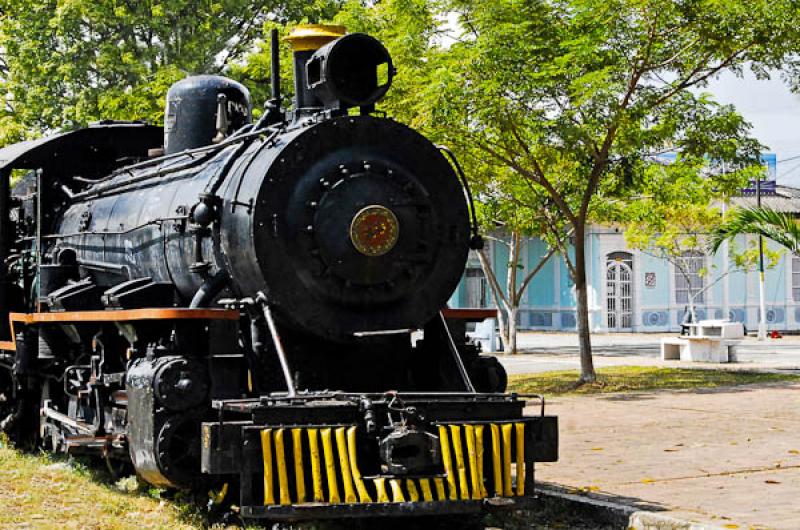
[573,223,596,383]
[504,231,521,354]
[496,303,510,354]
[508,307,518,354]
[478,249,508,352]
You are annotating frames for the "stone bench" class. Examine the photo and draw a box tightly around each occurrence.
[686,320,745,340]
[661,336,739,363]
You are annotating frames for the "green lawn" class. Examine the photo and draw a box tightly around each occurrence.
[508,366,800,396]
[0,440,206,530]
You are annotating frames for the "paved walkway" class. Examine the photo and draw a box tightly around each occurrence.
[505,332,800,529]
[500,332,800,374]
[529,383,800,529]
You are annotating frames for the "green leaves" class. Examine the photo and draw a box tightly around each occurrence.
[710,207,800,256]
[0,0,344,142]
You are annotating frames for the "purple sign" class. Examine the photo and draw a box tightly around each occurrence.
[741,179,777,195]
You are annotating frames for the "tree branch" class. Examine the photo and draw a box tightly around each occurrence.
[473,138,579,225]
[650,45,754,107]
[477,247,510,311]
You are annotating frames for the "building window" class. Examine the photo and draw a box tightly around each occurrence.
[793,255,800,302]
[674,251,705,304]
[464,267,488,308]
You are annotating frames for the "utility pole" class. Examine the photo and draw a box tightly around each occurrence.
[757,174,767,341]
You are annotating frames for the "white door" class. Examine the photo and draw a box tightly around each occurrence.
[606,258,633,331]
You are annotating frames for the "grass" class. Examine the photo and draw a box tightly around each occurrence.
[507,365,800,396]
[0,439,206,530]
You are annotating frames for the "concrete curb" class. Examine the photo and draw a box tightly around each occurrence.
[536,484,729,530]
[628,511,727,530]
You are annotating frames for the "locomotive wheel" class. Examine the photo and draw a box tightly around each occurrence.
[156,416,204,488]
[0,376,43,450]
[0,368,13,430]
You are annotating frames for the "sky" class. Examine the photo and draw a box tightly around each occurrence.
[705,70,800,186]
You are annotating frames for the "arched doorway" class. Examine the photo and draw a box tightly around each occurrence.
[606,252,633,331]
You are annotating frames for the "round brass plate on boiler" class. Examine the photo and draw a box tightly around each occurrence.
[349,205,400,257]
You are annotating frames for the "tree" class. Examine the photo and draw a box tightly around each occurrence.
[0,0,342,144]
[621,162,724,319]
[415,0,799,382]
[711,207,800,255]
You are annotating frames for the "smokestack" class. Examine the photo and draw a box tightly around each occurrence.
[285,24,346,114]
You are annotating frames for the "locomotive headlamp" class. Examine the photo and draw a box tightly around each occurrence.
[349,205,399,257]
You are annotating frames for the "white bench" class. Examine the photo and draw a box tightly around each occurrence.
[662,320,743,363]
[661,336,738,362]
[686,320,745,339]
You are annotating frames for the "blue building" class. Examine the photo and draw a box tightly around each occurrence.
[449,166,800,333]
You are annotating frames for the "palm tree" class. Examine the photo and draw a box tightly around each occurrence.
[710,207,800,255]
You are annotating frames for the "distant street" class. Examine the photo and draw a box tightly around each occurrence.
[496,332,800,374]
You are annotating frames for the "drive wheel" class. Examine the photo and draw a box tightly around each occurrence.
[156,416,203,488]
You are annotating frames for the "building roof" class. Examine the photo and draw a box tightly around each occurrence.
[726,184,800,213]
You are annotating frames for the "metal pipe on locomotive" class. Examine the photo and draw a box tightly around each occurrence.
[0,25,557,522]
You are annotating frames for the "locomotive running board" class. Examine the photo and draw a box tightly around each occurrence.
[8,307,239,324]
[0,308,240,352]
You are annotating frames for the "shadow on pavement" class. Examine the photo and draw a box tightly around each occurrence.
[591,380,800,402]
[513,346,660,357]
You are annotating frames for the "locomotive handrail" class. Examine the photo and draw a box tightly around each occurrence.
[95,121,273,178]
[437,145,483,250]
[68,125,283,201]
[255,292,297,398]
[38,215,189,240]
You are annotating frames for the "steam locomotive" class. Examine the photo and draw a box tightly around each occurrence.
[0,25,557,522]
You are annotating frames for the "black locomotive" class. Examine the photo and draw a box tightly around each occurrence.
[0,25,557,522]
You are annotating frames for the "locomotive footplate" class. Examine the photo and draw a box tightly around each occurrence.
[202,392,558,520]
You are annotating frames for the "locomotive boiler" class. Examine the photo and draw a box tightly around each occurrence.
[0,25,557,523]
